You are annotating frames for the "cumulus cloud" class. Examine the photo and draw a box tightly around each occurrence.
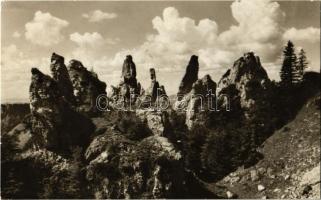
[218,0,285,61]
[82,10,117,22]
[283,27,320,43]
[1,44,49,101]
[67,0,318,95]
[25,11,69,46]
[105,0,287,94]
[12,31,21,38]
[69,32,120,82]
[110,0,286,71]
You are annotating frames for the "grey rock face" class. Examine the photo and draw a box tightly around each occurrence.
[218,52,270,111]
[122,55,137,85]
[186,74,217,128]
[29,67,94,150]
[177,55,199,99]
[110,55,142,106]
[85,129,184,199]
[67,59,107,114]
[50,53,76,105]
[141,68,167,106]
[29,68,64,149]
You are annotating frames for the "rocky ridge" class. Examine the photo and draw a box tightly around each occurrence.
[2,51,320,199]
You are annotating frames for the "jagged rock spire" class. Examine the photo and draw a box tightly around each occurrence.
[218,52,270,113]
[50,53,75,105]
[67,59,107,114]
[150,68,156,82]
[177,55,199,99]
[122,55,137,84]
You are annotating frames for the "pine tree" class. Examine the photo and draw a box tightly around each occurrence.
[296,49,308,82]
[280,41,297,86]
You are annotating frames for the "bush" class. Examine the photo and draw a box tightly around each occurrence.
[115,112,152,140]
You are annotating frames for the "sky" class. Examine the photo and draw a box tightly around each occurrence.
[1,0,320,102]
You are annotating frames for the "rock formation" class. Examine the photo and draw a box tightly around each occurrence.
[29,68,65,149]
[218,52,270,111]
[177,55,199,99]
[185,75,217,128]
[109,55,142,107]
[174,55,216,128]
[67,60,107,114]
[50,53,76,105]
[85,130,184,199]
[140,68,167,108]
[29,67,94,150]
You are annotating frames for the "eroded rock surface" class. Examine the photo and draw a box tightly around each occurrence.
[177,55,199,99]
[50,53,76,105]
[109,55,142,107]
[29,67,94,150]
[218,52,270,112]
[85,129,184,199]
[67,60,107,114]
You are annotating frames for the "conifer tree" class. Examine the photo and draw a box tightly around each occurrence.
[296,48,308,82]
[280,41,297,86]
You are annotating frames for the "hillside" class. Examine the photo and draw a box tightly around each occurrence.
[213,92,320,199]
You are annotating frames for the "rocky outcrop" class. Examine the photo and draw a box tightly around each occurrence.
[174,55,216,128]
[29,67,94,150]
[109,55,142,107]
[136,110,170,136]
[185,75,217,128]
[50,53,76,105]
[29,68,65,149]
[67,60,107,114]
[140,68,167,108]
[85,129,184,199]
[218,52,270,112]
[177,55,199,99]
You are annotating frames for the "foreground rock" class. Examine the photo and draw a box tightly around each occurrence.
[85,129,185,199]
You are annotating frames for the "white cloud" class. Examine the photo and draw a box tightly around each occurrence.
[12,31,21,38]
[218,0,285,61]
[283,27,320,43]
[25,11,69,46]
[105,1,287,94]
[66,1,318,95]
[69,32,120,78]
[1,44,49,101]
[82,10,117,22]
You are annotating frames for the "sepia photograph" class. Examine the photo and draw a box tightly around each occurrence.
[1,0,320,199]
